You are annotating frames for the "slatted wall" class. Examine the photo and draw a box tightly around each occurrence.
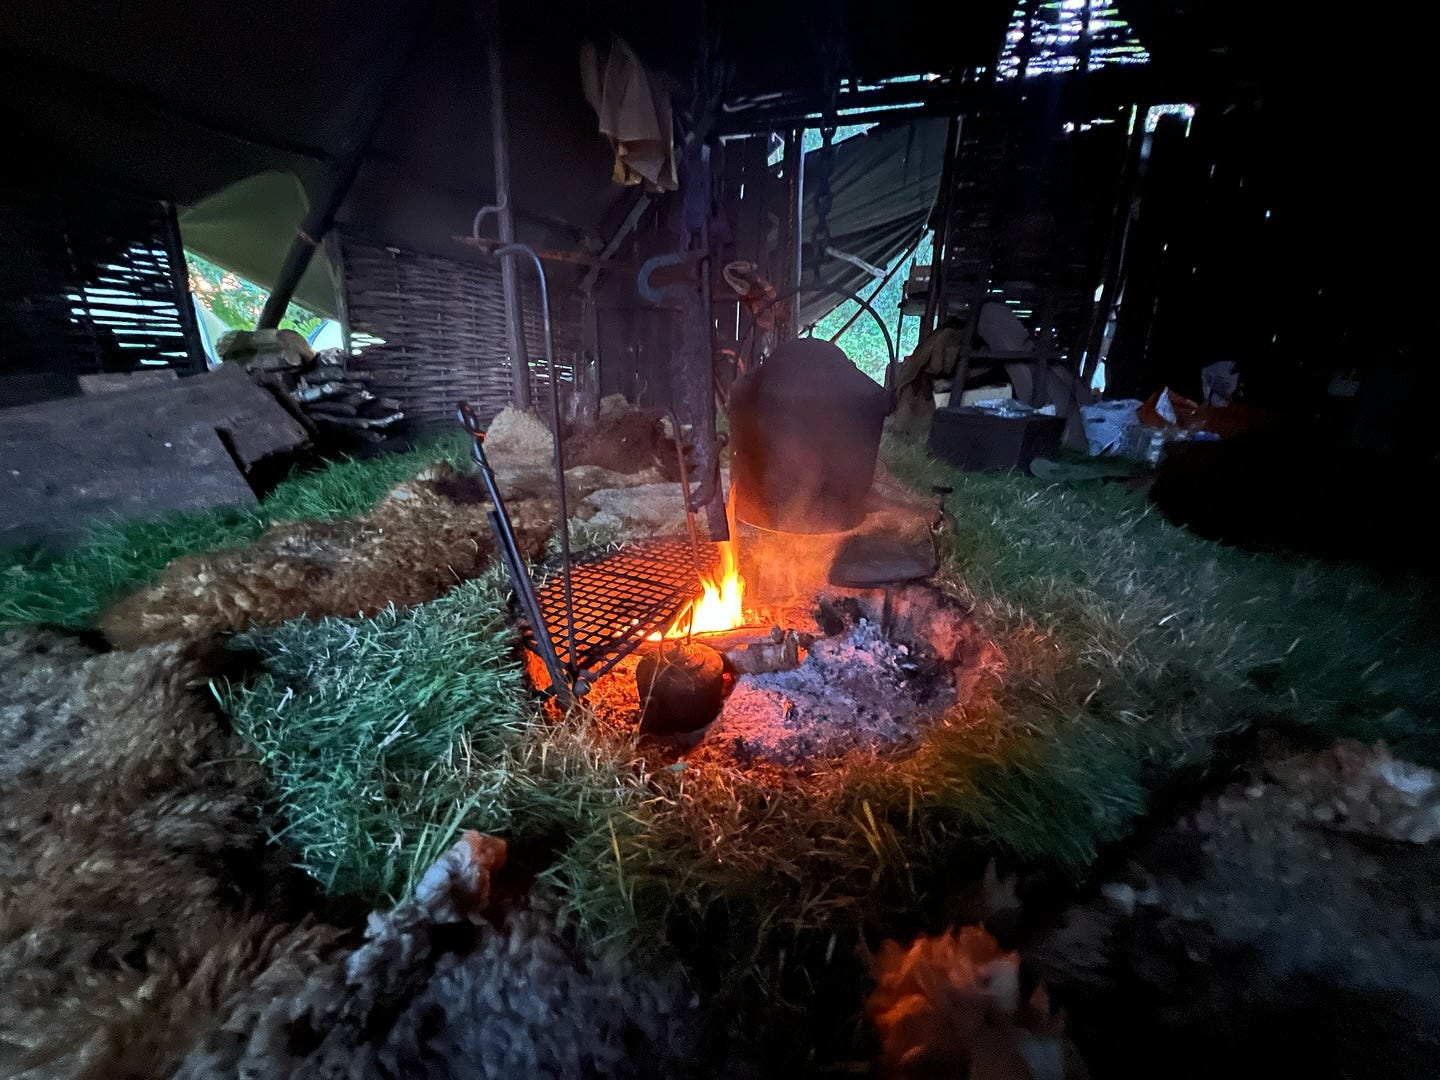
[0,181,202,406]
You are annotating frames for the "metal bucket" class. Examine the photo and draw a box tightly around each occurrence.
[728,339,890,533]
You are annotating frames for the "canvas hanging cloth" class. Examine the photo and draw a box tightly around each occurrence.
[580,37,678,192]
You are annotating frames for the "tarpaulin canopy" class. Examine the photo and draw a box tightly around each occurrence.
[798,118,949,329]
[1,0,1008,268]
[179,171,340,318]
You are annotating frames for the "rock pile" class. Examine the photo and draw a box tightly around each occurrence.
[217,329,403,440]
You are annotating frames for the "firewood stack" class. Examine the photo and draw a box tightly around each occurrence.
[216,329,404,441]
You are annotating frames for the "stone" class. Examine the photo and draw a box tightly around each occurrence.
[216,328,314,371]
[1101,882,1137,915]
[0,365,307,548]
[580,483,691,536]
[484,406,555,471]
[828,532,938,588]
[599,393,630,417]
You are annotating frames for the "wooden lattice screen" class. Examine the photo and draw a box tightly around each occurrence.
[0,180,202,407]
[340,236,577,426]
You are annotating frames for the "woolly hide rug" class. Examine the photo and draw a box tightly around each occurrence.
[100,434,680,650]
[177,832,696,1080]
[100,463,557,648]
[0,628,341,1078]
[1,629,696,1079]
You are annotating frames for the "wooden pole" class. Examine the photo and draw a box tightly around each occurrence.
[1080,104,1146,386]
[257,13,418,329]
[480,0,532,408]
[777,128,805,343]
[920,112,961,337]
[160,200,207,371]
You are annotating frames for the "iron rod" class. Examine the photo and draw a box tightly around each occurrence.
[455,234,638,272]
[827,231,921,342]
[493,243,577,682]
[480,2,532,408]
[457,402,571,701]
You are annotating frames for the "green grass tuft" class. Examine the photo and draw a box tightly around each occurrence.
[216,433,1436,974]
[11,423,1434,1063]
[220,568,529,901]
[881,433,1440,763]
[220,565,652,905]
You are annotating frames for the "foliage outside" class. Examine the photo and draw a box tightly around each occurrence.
[813,238,929,384]
[186,252,325,338]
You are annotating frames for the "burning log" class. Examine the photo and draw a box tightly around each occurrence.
[723,626,805,675]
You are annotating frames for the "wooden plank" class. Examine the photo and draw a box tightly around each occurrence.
[0,365,308,549]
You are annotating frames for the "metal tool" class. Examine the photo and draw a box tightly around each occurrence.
[463,242,722,701]
[456,239,577,702]
[457,402,573,704]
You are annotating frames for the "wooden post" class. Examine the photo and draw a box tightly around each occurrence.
[257,12,418,329]
[1080,104,1146,386]
[160,200,207,372]
[481,1,532,409]
[920,113,961,337]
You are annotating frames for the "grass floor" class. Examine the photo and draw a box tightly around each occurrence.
[6,431,1436,1062]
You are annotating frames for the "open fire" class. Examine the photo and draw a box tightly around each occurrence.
[653,486,748,639]
[660,538,745,637]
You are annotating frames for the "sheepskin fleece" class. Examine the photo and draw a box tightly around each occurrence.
[98,453,678,649]
[0,629,343,1079]
[100,463,556,648]
[2,631,696,1080]
[179,833,697,1080]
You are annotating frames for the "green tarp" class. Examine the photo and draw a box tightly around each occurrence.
[798,117,949,328]
[178,171,340,319]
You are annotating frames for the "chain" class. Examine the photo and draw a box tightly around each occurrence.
[810,124,837,291]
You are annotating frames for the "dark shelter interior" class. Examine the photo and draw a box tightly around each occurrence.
[2,3,1437,1079]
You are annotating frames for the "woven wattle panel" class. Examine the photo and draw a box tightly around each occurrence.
[341,236,577,426]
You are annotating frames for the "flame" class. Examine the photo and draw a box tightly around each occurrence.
[680,539,745,635]
[651,487,746,638]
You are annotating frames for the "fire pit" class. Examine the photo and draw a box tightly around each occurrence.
[497,334,988,768]
[706,612,956,765]
[571,520,988,769]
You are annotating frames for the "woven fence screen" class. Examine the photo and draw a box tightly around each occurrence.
[341,236,577,426]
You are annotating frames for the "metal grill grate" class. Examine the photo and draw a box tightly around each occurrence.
[530,538,718,679]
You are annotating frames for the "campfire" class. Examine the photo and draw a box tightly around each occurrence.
[652,492,748,639]
[671,537,745,636]
[491,338,988,765]
[575,469,984,766]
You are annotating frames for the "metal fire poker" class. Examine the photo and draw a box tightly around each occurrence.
[458,239,579,703]
[456,403,573,705]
